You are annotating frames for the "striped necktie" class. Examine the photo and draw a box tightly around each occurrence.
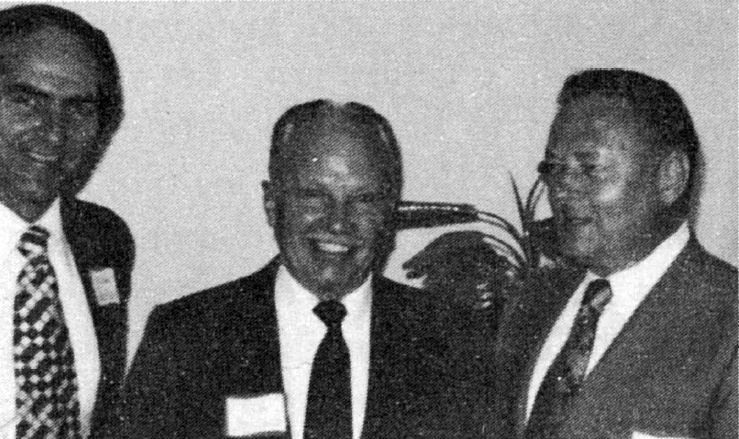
[525,279,612,439]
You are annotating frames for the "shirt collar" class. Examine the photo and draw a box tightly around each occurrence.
[275,265,372,322]
[585,222,690,300]
[37,199,64,240]
[0,198,62,260]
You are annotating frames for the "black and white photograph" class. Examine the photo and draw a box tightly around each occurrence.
[0,2,735,438]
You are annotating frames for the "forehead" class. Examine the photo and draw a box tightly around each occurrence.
[547,95,651,158]
[282,126,389,183]
[0,26,100,97]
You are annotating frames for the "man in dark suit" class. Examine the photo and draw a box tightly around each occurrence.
[0,5,134,439]
[488,69,737,439]
[121,100,471,438]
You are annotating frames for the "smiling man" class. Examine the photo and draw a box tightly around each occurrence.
[488,69,737,439]
[121,100,472,439]
[0,4,133,439]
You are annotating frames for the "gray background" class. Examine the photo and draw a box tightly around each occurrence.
[56,1,736,361]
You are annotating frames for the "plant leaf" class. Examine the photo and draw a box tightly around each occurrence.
[481,233,526,268]
[476,211,523,242]
[525,177,544,216]
[509,173,526,230]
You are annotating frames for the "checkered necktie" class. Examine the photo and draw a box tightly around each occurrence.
[14,225,82,439]
[525,279,612,439]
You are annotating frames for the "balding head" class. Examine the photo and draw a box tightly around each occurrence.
[263,100,402,300]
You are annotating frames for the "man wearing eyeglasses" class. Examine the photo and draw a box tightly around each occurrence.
[486,69,737,439]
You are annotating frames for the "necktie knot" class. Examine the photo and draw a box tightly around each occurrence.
[18,225,51,259]
[582,279,612,314]
[314,300,347,328]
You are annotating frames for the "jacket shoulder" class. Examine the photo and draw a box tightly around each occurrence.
[62,198,135,265]
[64,198,132,241]
[147,263,276,332]
[686,244,738,293]
[675,243,737,332]
[372,276,444,323]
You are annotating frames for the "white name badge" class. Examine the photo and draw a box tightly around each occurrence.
[89,267,120,305]
[632,432,692,439]
[226,393,287,437]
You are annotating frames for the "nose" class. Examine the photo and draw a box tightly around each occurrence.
[545,170,587,201]
[327,201,351,234]
[42,102,67,148]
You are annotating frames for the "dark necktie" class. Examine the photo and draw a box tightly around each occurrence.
[15,225,82,439]
[525,279,612,439]
[304,300,352,439]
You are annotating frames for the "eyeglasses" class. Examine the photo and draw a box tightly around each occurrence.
[537,160,605,184]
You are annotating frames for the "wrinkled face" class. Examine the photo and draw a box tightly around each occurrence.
[0,27,100,221]
[540,95,667,275]
[264,128,397,300]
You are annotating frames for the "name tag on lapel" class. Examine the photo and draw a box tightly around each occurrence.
[226,393,287,437]
[632,433,692,439]
[89,267,120,306]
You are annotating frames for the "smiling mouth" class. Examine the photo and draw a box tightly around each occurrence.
[316,241,351,254]
[28,152,60,165]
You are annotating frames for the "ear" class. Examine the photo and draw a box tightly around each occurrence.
[262,180,277,228]
[658,151,689,206]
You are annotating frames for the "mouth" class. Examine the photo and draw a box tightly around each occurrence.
[28,152,60,164]
[308,234,364,258]
[315,241,351,254]
[556,207,593,228]
[563,216,592,226]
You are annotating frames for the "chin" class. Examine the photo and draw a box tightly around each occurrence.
[558,239,597,264]
[14,179,61,201]
[315,272,366,298]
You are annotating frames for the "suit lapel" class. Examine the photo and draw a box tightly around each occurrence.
[588,239,701,376]
[509,268,584,437]
[221,262,288,437]
[362,278,457,439]
[60,199,128,428]
[226,268,285,396]
[61,198,127,362]
[361,278,394,438]
[362,277,421,439]
[539,240,717,438]
[565,240,702,421]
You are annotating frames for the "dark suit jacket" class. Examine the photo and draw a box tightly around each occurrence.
[486,237,737,439]
[119,261,477,439]
[61,197,135,438]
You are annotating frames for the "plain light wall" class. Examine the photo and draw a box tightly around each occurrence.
[55,1,736,358]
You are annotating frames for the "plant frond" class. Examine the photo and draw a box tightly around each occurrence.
[525,177,545,216]
[481,233,526,267]
[476,211,523,242]
[510,173,526,229]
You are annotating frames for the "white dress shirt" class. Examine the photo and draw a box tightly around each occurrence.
[526,223,690,420]
[275,266,372,439]
[0,200,100,438]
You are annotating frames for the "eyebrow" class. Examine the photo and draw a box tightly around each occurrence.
[545,149,601,161]
[573,150,601,161]
[4,83,99,104]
